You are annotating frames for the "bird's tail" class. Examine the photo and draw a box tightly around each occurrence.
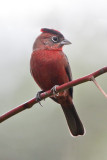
[61,101,85,136]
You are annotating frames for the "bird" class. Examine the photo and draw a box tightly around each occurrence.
[30,28,85,136]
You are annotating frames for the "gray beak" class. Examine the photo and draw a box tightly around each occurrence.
[60,39,72,45]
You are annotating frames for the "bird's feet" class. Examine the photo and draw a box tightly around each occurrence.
[51,85,59,98]
[36,91,44,107]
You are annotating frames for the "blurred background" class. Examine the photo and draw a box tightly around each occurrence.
[0,0,107,159]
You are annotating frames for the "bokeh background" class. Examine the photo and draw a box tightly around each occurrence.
[0,0,107,160]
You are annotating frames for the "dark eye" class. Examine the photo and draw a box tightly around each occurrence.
[51,36,59,43]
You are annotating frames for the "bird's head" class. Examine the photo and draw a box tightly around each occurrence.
[33,28,71,51]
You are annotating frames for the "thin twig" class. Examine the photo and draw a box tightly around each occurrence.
[91,76,107,99]
[0,66,107,123]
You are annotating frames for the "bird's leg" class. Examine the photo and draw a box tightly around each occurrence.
[36,91,44,107]
[51,85,59,98]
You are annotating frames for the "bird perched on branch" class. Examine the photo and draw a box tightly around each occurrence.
[30,28,85,136]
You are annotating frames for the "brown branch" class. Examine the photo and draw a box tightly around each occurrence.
[0,66,107,123]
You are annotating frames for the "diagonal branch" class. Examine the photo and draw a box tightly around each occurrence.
[91,76,107,98]
[0,66,107,123]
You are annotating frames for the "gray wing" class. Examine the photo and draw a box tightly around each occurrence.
[65,55,73,98]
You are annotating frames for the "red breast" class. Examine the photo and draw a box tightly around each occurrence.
[30,49,69,91]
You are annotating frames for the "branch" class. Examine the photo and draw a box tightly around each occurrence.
[91,76,107,98]
[0,66,107,123]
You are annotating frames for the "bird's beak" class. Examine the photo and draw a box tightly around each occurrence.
[60,39,72,45]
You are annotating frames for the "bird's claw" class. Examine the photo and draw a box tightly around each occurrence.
[36,91,44,107]
[51,85,59,98]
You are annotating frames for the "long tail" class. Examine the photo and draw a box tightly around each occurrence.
[61,102,85,136]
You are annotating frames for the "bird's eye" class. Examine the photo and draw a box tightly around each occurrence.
[51,36,58,43]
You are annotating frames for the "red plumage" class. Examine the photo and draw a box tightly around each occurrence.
[30,28,84,136]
